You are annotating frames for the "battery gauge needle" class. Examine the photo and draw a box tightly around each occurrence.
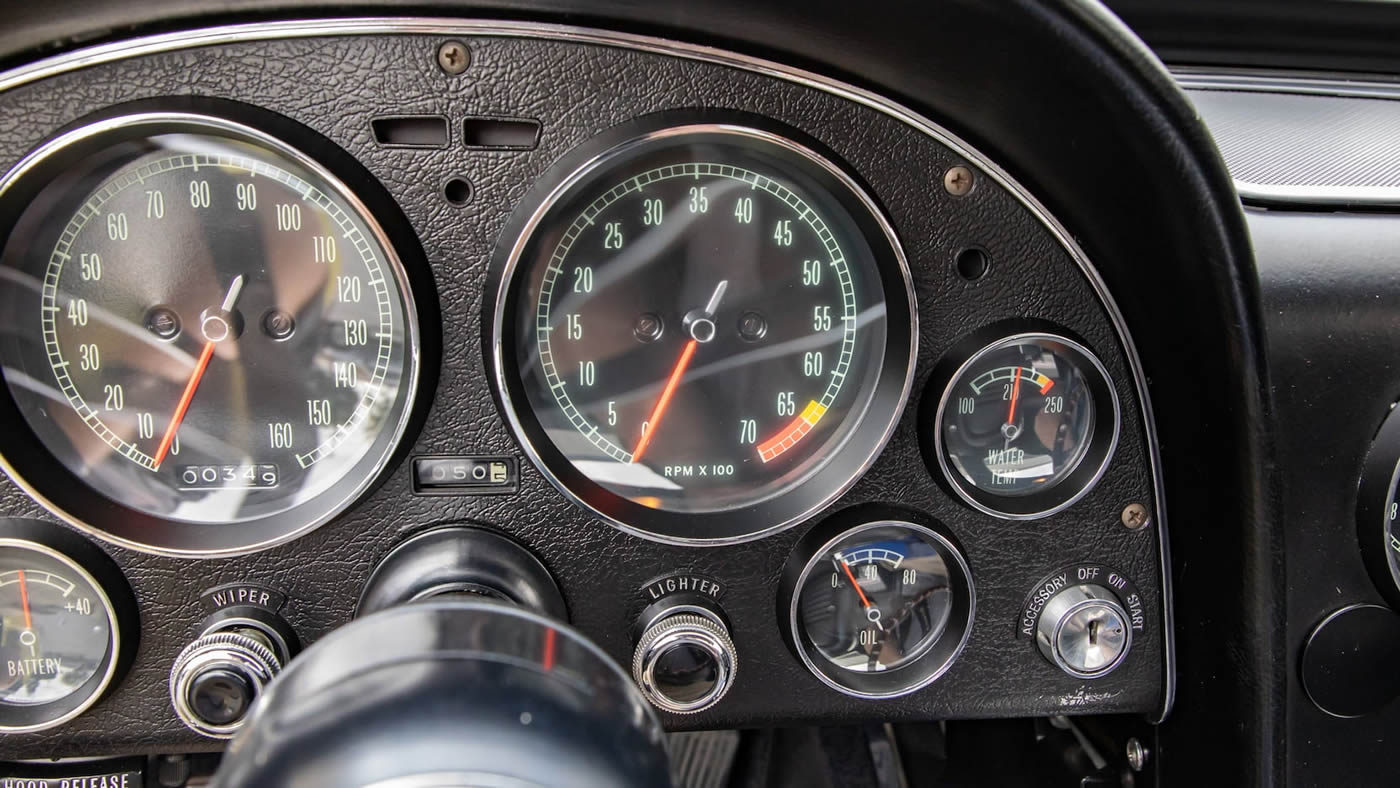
[631,280,728,464]
[154,275,245,468]
[17,569,32,630]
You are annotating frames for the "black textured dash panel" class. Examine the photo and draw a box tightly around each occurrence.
[0,30,1163,757]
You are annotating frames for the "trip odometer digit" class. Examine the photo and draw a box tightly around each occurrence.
[493,120,915,543]
[0,108,423,555]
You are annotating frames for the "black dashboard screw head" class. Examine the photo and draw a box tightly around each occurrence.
[436,40,471,75]
[944,165,975,196]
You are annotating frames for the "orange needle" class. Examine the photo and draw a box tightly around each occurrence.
[154,275,244,469]
[839,558,874,609]
[153,340,215,468]
[17,569,32,629]
[1006,366,1023,426]
[631,339,697,463]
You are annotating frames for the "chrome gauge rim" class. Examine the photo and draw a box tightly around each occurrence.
[490,120,917,545]
[786,518,976,699]
[0,109,423,557]
[0,536,122,733]
[932,331,1121,520]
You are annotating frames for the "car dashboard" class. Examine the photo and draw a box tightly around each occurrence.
[0,2,1390,786]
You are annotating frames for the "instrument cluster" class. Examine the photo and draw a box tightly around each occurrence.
[0,21,1168,757]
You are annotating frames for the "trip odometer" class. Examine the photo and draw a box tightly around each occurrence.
[493,120,915,542]
[0,108,423,555]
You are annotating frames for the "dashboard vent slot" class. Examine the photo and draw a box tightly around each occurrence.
[371,115,449,148]
[463,116,541,150]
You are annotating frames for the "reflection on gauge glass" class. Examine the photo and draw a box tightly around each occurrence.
[0,110,421,555]
[495,120,915,543]
[0,519,133,733]
[787,517,973,698]
[935,332,1118,519]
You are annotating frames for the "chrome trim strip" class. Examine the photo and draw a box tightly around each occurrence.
[0,17,1174,718]
[1175,68,1400,206]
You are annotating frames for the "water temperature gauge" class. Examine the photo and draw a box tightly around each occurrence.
[931,331,1119,519]
[0,518,135,732]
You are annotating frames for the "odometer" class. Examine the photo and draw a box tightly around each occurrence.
[0,109,422,555]
[493,121,915,542]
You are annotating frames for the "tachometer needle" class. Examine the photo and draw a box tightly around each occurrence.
[17,569,32,630]
[154,275,245,468]
[631,339,697,464]
[631,280,729,464]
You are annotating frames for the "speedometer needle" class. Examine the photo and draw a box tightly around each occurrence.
[154,276,245,468]
[630,280,728,464]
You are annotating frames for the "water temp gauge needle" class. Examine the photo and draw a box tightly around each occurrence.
[154,275,245,468]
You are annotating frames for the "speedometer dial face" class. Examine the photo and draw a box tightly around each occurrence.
[0,110,421,555]
[494,122,915,542]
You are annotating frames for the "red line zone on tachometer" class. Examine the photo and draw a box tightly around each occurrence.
[757,401,828,463]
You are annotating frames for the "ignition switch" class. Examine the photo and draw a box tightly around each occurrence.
[1019,564,1146,679]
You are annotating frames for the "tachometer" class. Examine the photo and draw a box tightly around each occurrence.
[491,119,915,543]
[0,107,424,555]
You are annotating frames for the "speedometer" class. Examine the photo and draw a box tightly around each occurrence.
[0,107,425,555]
[491,119,915,542]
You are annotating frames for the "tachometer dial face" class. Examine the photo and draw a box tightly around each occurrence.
[0,110,421,555]
[934,332,1118,519]
[785,516,974,698]
[494,121,915,542]
[1357,402,1400,607]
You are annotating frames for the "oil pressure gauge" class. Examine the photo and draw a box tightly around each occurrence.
[782,511,974,698]
[0,518,136,732]
[929,330,1119,519]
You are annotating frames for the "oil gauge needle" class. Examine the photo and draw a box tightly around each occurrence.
[154,275,245,468]
[836,555,884,631]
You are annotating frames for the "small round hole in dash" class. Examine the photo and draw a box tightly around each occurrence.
[443,177,472,207]
[955,247,990,281]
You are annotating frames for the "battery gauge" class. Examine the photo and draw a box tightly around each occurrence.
[0,518,136,732]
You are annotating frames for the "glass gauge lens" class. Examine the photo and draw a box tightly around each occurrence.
[786,517,974,698]
[0,112,420,554]
[0,520,133,733]
[497,122,914,541]
[0,545,111,707]
[935,332,1118,519]
[798,524,953,673]
[1357,403,1400,606]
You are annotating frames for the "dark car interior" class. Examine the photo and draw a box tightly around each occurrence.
[0,1,1395,785]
